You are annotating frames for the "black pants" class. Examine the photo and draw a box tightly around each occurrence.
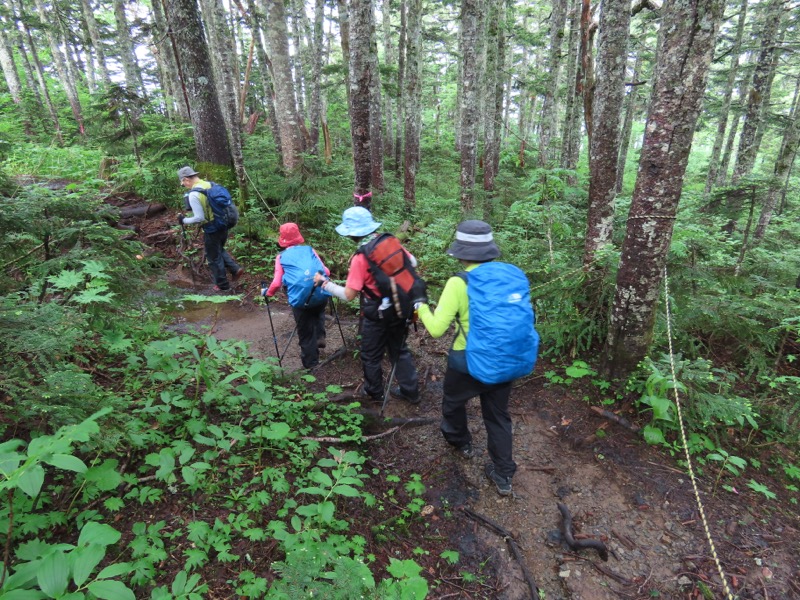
[440,361,516,479]
[204,227,240,289]
[291,302,327,369]
[360,317,418,401]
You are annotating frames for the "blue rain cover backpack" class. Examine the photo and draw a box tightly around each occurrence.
[193,182,239,231]
[279,245,330,308]
[461,262,539,384]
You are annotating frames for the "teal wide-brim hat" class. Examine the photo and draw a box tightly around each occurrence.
[335,206,382,237]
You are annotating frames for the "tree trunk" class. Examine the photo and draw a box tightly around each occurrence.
[716,71,747,186]
[200,0,246,196]
[583,0,631,268]
[482,0,502,197]
[561,0,582,182]
[754,77,800,240]
[459,0,481,214]
[368,1,384,193]
[112,0,146,97]
[403,0,422,210]
[264,0,306,171]
[150,0,188,120]
[289,0,307,122]
[337,0,352,111]
[170,0,232,168]
[731,0,784,183]
[615,51,643,194]
[395,0,406,176]
[308,0,325,153]
[80,0,109,86]
[703,0,747,195]
[0,18,22,103]
[349,0,373,196]
[539,0,569,167]
[382,0,394,161]
[250,0,283,156]
[34,0,84,136]
[604,0,723,380]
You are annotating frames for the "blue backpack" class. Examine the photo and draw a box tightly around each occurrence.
[193,182,239,231]
[459,263,539,384]
[280,245,331,308]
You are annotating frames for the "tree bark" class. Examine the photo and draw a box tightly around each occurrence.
[583,0,631,268]
[539,0,569,167]
[703,0,747,195]
[754,76,800,240]
[264,0,306,171]
[170,0,232,168]
[731,0,784,183]
[482,0,502,197]
[349,0,373,196]
[0,17,22,103]
[150,0,189,120]
[615,51,643,194]
[368,1,384,193]
[560,0,582,181]
[80,0,110,87]
[382,0,395,160]
[459,0,481,214]
[112,0,146,97]
[250,0,283,156]
[308,0,325,153]
[337,0,352,111]
[604,0,723,379]
[33,0,85,136]
[403,0,422,210]
[395,0,406,176]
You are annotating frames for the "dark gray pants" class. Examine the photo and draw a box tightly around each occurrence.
[291,303,326,369]
[204,227,240,289]
[440,363,516,479]
[360,317,418,401]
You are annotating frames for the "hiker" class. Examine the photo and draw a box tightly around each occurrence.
[263,223,330,369]
[314,206,421,405]
[415,220,538,497]
[177,166,243,292]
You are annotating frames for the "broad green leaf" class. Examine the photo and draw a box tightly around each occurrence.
[331,484,361,497]
[642,425,666,446]
[71,544,106,587]
[95,562,134,580]
[78,522,121,547]
[87,580,135,600]
[49,270,84,290]
[45,453,87,473]
[17,464,45,498]
[37,549,69,598]
[309,471,333,487]
[0,591,47,599]
[84,460,123,492]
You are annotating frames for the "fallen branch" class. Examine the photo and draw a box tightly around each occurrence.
[302,426,400,443]
[590,406,640,433]
[312,347,347,370]
[119,203,166,219]
[460,506,540,599]
[557,502,609,561]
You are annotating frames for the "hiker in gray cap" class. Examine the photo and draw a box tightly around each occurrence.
[177,166,243,292]
[415,220,521,496]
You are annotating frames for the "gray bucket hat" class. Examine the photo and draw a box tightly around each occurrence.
[335,206,382,237]
[177,166,199,180]
[446,220,501,262]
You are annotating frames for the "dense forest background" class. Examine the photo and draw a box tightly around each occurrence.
[1,0,800,597]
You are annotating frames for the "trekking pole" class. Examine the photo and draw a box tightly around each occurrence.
[261,281,282,368]
[329,298,347,349]
[380,321,411,416]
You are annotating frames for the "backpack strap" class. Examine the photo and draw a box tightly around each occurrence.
[356,234,388,302]
[454,271,468,342]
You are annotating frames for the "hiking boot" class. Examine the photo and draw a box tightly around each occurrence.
[390,386,420,405]
[317,336,327,349]
[457,443,475,460]
[484,463,512,496]
[213,285,232,293]
[231,268,245,283]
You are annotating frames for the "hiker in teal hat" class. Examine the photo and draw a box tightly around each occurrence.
[315,207,420,405]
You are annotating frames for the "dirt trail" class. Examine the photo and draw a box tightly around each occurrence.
[174,284,800,599]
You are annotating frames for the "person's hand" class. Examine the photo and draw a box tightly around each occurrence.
[410,278,428,307]
[314,272,328,285]
[178,214,184,225]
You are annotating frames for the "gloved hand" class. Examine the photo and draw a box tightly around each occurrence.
[410,278,428,308]
[178,214,184,225]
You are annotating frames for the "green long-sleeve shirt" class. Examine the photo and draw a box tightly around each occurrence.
[417,263,480,351]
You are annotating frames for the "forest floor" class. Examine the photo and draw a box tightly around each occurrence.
[124,198,800,599]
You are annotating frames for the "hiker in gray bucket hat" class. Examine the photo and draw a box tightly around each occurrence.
[415,220,518,496]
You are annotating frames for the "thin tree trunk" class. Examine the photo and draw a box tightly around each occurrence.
[539,0,569,167]
[482,0,500,194]
[308,0,324,153]
[289,0,307,122]
[368,1,384,193]
[604,0,723,379]
[0,18,22,103]
[459,0,481,214]
[34,0,84,136]
[731,0,784,182]
[337,0,352,111]
[583,0,630,268]
[395,0,406,176]
[703,0,747,195]
[250,0,283,156]
[81,0,110,86]
[560,0,580,172]
[349,0,373,196]
[403,0,422,210]
[382,0,395,160]
[615,51,643,194]
[754,77,800,240]
[113,0,146,97]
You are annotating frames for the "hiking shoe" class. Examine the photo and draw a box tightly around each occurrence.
[390,386,420,405]
[213,285,231,293]
[318,336,327,349]
[231,268,244,283]
[458,443,475,460]
[484,463,512,496]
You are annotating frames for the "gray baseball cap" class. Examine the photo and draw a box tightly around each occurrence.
[177,166,199,180]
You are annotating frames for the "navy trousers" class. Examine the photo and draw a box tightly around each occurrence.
[360,317,418,401]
